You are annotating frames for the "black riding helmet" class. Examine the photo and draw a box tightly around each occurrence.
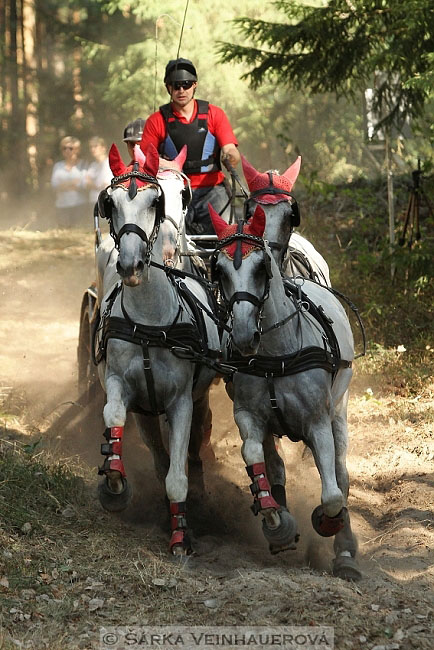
[164,58,197,84]
[123,118,145,142]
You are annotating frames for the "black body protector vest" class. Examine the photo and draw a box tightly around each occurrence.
[159,100,221,175]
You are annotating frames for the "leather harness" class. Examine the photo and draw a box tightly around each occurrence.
[95,266,223,417]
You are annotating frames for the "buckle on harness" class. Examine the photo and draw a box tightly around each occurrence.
[101,443,111,456]
[143,358,151,370]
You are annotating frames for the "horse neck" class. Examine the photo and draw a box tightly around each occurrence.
[121,235,179,326]
[258,253,305,355]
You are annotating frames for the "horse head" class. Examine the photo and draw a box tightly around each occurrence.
[98,143,163,286]
[209,203,272,356]
[156,146,191,263]
[242,155,301,268]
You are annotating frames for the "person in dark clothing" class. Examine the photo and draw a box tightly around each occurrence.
[123,117,146,162]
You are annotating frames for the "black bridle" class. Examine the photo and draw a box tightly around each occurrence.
[244,172,300,225]
[97,167,166,259]
[211,231,273,327]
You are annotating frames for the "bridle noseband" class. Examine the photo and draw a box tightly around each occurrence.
[97,168,166,260]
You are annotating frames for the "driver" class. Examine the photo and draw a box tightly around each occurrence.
[140,58,240,235]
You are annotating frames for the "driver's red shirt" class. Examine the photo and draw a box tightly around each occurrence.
[141,100,238,188]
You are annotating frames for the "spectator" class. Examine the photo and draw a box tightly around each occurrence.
[87,136,112,205]
[50,136,87,228]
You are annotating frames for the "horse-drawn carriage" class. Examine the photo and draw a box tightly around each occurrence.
[76,142,364,580]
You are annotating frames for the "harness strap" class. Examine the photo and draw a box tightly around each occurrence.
[261,307,300,335]
[141,339,163,416]
[266,374,302,442]
[229,346,350,378]
[227,291,262,312]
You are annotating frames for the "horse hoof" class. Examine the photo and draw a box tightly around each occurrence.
[170,529,193,556]
[262,508,299,553]
[311,505,346,537]
[98,477,132,512]
[332,555,362,582]
[171,544,193,557]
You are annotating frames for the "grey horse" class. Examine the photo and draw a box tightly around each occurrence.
[95,143,219,554]
[241,155,331,286]
[209,202,361,580]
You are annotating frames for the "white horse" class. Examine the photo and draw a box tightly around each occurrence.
[241,155,331,286]
[94,143,220,554]
[96,144,193,302]
[208,203,361,580]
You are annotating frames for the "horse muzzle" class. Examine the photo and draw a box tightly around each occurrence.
[231,303,261,356]
[116,258,145,286]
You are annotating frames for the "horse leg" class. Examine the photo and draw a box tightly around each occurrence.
[188,390,214,497]
[308,416,359,577]
[263,433,299,553]
[308,415,345,515]
[263,435,286,507]
[235,408,298,553]
[165,395,194,555]
[98,375,132,512]
[134,413,170,484]
[331,395,362,580]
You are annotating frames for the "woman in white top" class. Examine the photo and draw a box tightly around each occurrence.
[50,136,87,228]
[86,136,112,205]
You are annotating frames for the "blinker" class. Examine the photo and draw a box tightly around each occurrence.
[97,189,113,220]
[291,200,300,227]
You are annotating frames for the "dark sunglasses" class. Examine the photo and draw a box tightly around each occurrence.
[172,80,195,91]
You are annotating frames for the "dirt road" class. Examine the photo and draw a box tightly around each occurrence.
[0,228,432,650]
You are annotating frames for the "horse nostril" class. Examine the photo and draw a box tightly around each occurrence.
[116,260,123,275]
[136,260,144,274]
[252,331,261,348]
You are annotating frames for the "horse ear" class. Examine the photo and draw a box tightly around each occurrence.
[109,144,126,177]
[282,155,301,190]
[174,145,187,170]
[133,144,147,167]
[241,155,266,191]
[208,203,229,238]
[249,205,266,237]
[143,143,160,177]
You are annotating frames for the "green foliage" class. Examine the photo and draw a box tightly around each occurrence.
[219,0,434,139]
[356,342,433,396]
[298,170,434,354]
[2,0,433,192]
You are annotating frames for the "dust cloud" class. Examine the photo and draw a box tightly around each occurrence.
[0,219,331,566]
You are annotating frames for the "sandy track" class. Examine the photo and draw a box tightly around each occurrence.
[0,228,432,650]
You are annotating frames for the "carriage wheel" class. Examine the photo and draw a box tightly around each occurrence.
[77,303,100,405]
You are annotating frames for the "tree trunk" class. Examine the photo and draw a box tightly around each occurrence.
[22,0,39,190]
[385,131,395,280]
[8,0,26,193]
